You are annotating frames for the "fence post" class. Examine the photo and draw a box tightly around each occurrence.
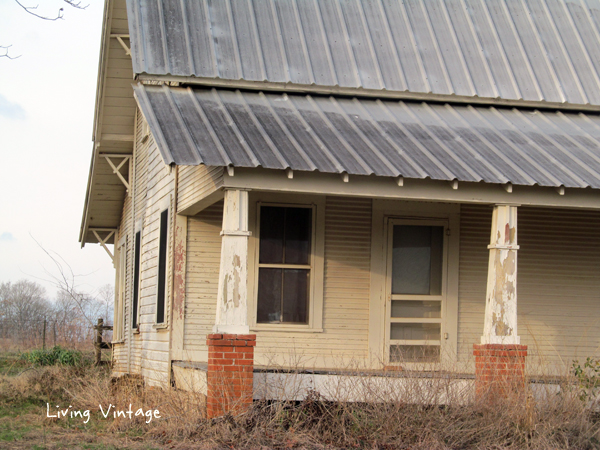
[42,318,47,351]
[53,321,56,347]
[95,318,103,365]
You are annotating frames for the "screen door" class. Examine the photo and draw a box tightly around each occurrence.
[385,219,448,364]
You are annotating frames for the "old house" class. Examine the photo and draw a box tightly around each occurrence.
[81,0,600,416]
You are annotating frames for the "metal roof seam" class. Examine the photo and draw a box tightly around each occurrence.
[184,87,232,166]
[257,91,318,171]
[210,88,260,167]
[511,108,599,186]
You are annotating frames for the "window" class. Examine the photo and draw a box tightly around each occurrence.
[114,236,126,342]
[156,208,169,324]
[386,220,447,364]
[132,230,141,330]
[257,206,312,324]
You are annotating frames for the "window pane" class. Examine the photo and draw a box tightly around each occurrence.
[157,209,169,324]
[390,345,440,363]
[259,207,285,264]
[390,323,440,341]
[391,225,444,295]
[282,269,309,323]
[391,300,441,319]
[257,268,282,323]
[284,208,311,265]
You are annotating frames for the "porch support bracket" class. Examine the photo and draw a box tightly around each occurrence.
[101,153,132,195]
[481,204,520,345]
[90,228,117,264]
[110,34,131,56]
[214,189,251,334]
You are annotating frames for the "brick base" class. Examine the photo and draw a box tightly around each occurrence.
[473,344,527,402]
[206,333,256,419]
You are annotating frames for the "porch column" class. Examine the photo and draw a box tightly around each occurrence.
[207,188,256,418]
[474,204,527,400]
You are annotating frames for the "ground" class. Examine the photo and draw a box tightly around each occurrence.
[2,351,600,449]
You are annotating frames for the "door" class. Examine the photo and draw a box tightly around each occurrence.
[385,219,448,365]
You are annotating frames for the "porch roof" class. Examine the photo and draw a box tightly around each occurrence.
[134,83,600,189]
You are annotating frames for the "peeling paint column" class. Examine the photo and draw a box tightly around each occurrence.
[207,188,256,418]
[474,204,527,401]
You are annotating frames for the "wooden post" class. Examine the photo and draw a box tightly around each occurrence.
[42,318,47,351]
[207,189,255,418]
[53,321,56,347]
[214,189,251,334]
[475,204,527,401]
[95,318,103,366]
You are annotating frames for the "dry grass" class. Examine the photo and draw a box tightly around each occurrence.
[1,352,600,449]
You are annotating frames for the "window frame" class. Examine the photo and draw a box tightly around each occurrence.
[154,205,170,327]
[131,223,142,333]
[248,194,325,332]
[113,233,127,343]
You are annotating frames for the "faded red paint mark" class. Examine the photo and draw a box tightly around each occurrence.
[173,222,187,320]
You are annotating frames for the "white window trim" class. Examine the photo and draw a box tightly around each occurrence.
[113,232,127,343]
[248,193,325,332]
[132,219,143,334]
[154,195,172,328]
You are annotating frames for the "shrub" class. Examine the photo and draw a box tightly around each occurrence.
[573,357,600,402]
[20,346,84,367]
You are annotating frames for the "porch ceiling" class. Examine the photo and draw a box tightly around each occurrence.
[135,83,600,190]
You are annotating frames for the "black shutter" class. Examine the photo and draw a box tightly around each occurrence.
[157,209,169,324]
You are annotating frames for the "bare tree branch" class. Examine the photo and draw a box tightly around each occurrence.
[13,0,88,21]
[0,45,21,59]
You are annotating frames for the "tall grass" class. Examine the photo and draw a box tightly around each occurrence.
[2,352,600,448]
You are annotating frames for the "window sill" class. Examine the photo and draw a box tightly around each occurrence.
[153,323,169,331]
[251,325,323,333]
[111,340,125,345]
[132,327,140,335]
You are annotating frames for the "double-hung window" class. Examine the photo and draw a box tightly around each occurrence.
[256,205,313,324]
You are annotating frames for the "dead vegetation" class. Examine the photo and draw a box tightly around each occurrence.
[1,352,600,449]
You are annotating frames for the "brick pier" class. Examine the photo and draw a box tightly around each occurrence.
[473,344,527,401]
[206,333,256,418]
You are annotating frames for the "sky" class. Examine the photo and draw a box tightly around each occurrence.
[0,0,114,300]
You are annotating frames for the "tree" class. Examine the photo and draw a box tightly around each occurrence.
[1,0,88,59]
[0,279,53,347]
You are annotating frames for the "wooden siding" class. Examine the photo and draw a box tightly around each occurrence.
[177,165,224,213]
[458,205,600,373]
[180,196,373,368]
[182,202,223,359]
[254,196,373,367]
[110,110,176,386]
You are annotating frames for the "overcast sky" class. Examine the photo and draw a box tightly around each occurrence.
[0,0,114,300]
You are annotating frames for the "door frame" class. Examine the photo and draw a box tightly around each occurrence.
[368,199,461,369]
[384,218,449,366]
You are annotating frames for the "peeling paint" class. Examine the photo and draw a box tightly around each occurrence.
[482,205,520,345]
[173,221,187,320]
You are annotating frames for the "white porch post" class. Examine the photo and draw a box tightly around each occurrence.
[214,189,251,334]
[481,204,520,345]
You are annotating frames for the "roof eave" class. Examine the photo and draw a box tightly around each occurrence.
[137,73,600,114]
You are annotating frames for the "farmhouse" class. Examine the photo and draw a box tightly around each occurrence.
[81,0,600,416]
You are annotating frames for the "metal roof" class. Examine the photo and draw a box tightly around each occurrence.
[127,0,600,108]
[134,83,600,189]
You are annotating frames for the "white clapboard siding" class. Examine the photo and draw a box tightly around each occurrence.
[458,205,600,374]
[124,111,176,386]
[182,202,223,357]
[253,196,372,368]
[180,196,372,369]
[178,165,224,213]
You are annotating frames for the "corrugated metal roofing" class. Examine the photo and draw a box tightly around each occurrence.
[134,83,600,189]
[127,0,600,107]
